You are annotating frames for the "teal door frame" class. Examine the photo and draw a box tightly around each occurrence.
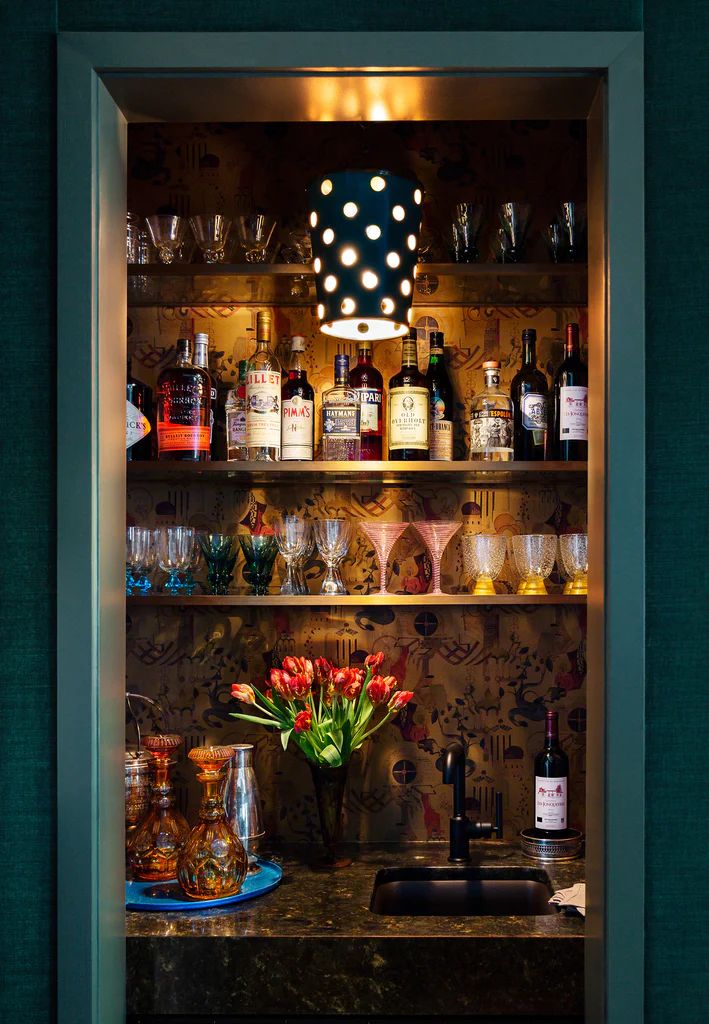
[57,30,644,1024]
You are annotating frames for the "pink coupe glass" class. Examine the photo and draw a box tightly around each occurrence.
[360,522,409,595]
[412,521,461,595]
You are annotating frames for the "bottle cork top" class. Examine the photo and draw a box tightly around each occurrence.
[482,359,501,370]
[291,335,305,351]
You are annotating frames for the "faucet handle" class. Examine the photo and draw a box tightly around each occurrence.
[493,791,504,839]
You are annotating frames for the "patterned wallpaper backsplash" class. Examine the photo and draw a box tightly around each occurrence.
[127,119,587,844]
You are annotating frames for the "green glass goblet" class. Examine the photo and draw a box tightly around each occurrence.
[238,533,278,596]
[198,533,238,595]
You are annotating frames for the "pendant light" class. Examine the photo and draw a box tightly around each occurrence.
[306,170,423,342]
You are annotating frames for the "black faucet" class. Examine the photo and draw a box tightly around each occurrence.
[442,741,503,863]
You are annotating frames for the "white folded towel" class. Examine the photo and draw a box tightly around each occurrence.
[549,882,586,916]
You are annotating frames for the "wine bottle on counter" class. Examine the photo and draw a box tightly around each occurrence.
[349,338,383,460]
[552,322,588,461]
[245,310,282,462]
[426,331,454,461]
[469,360,514,462]
[281,335,314,461]
[510,329,548,461]
[156,338,211,461]
[192,332,216,455]
[533,710,570,837]
[126,357,153,461]
[388,330,430,461]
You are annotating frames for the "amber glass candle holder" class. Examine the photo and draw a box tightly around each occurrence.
[177,746,249,900]
[127,734,190,881]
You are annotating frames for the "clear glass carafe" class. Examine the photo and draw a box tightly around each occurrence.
[127,734,190,881]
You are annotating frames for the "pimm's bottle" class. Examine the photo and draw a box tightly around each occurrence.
[281,335,314,461]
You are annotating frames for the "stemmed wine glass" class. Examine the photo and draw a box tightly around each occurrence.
[293,528,315,595]
[274,516,312,596]
[411,521,461,596]
[238,531,279,596]
[559,201,587,262]
[157,526,196,594]
[235,214,277,263]
[448,202,484,263]
[198,533,238,595]
[313,519,352,596]
[145,215,186,265]
[189,215,232,263]
[360,522,409,595]
[461,533,508,596]
[511,534,557,595]
[559,533,588,595]
[126,526,156,595]
[498,202,531,263]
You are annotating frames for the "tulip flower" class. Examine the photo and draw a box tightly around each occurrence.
[313,656,333,684]
[366,674,395,706]
[341,677,362,701]
[282,656,314,680]
[364,651,385,672]
[231,683,256,705]
[270,668,294,700]
[294,709,313,733]
[288,672,312,700]
[388,690,414,712]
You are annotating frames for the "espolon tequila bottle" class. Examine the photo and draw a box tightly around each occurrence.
[469,360,514,462]
[245,311,282,461]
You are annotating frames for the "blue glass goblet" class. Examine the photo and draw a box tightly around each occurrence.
[198,533,238,595]
[157,526,195,595]
[238,533,278,596]
[126,527,156,595]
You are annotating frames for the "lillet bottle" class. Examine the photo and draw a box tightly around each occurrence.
[510,328,548,460]
[245,310,282,461]
[533,710,570,837]
[388,330,430,461]
[156,337,211,461]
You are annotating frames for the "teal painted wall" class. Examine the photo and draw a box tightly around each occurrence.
[3,3,707,1022]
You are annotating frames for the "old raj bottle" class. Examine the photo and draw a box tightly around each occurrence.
[321,353,361,460]
[348,338,384,460]
[177,745,248,900]
[127,734,190,881]
[388,330,430,461]
[510,328,549,460]
[469,360,514,462]
[156,338,211,461]
[245,310,282,461]
[426,330,454,461]
[281,335,315,460]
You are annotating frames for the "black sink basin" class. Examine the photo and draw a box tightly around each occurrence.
[370,866,555,917]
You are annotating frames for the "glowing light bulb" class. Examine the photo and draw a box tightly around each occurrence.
[340,247,358,266]
[343,202,359,218]
[381,297,395,314]
[309,211,318,228]
[365,224,382,240]
[324,275,338,292]
[321,179,333,195]
[386,252,401,269]
[400,279,412,296]
[361,270,379,290]
[407,234,417,251]
[322,228,335,245]
[370,176,386,192]
[341,297,356,315]
[392,205,405,222]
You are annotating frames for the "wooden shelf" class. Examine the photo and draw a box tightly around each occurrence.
[127,460,587,486]
[127,262,587,308]
[127,593,585,608]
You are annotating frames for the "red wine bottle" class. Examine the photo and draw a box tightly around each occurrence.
[349,338,383,460]
[533,710,569,837]
[552,323,588,461]
[510,328,548,461]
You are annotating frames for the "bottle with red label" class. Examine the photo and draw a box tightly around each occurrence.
[156,337,211,461]
[552,322,588,461]
[349,338,383,460]
[281,335,314,461]
[533,710,570,836]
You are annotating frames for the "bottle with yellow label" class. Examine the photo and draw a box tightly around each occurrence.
[388,330,430,461]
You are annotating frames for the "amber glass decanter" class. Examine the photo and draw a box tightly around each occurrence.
[127,734,190,881]
[177,746,248,900]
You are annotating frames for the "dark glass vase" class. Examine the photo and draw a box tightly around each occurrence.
[310,763,351,869]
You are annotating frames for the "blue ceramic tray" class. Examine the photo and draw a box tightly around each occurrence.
[126,857,282,911]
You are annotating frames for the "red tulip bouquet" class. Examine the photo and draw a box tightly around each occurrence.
[231,653,413,865]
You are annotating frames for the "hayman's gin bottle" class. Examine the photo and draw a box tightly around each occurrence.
[321,354,361,461]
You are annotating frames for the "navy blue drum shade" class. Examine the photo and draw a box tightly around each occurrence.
[306,170,423,342]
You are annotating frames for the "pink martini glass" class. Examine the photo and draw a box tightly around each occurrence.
[360,522,409,595]
[412,521,462,596]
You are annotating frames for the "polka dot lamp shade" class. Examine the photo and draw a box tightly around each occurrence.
[306,170,423,341]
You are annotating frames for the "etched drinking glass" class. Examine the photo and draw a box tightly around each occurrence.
[189,215,232,263]
[498,202,531,263]
[126,526,156,595]
[461,534,508,596]
[360,522,409,595]
[412,521,461,596]
[314,519,352,595]
[235,213,277,263]
[511,534,558,595]
[145,214,187,265]
[274,516,312,596]
[157,526,196,594]
[559,533,588,595]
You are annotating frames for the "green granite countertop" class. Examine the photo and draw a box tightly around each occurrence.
[127,841,585,1018]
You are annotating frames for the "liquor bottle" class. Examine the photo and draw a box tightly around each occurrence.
[225,360,248,461]
[321,354,361,461]
[349,339,384,461]
[126,357,153,461]
[193,332,217,455]
[426,331,454,461]
[552,322,588,461]
[510,329,549,461]
[156,338,211,461]
[469,360,514,462]
[281,335,315,461]
[533,710,569,837]
[388,330,430,461]
[245,310,282,461]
